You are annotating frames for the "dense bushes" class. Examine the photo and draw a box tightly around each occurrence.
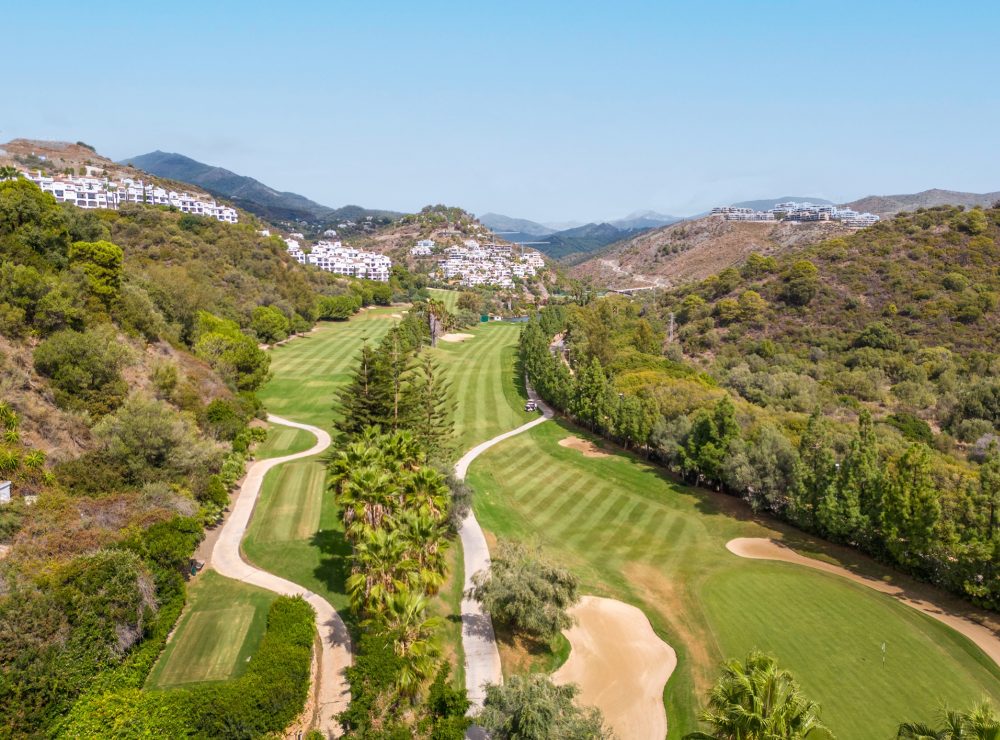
[56,596,314,739]
[33,325,131,415]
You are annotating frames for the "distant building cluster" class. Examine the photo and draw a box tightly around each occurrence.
[284,238,391,281]
[20,170,239,223]
[711,201,879,228]
[436,239,545,288]
[410,238,436,256]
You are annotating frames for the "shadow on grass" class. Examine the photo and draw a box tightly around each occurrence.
[310,526,358,634]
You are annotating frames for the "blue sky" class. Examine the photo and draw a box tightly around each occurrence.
[6,1,1000,221]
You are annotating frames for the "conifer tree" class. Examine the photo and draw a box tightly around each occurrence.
[405,352,455,462]
[797,411,837,531]
[335,341,390,438]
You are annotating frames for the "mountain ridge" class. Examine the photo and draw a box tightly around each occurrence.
[120,150,401,227]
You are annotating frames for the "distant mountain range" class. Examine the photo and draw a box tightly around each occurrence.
[120,151,400,226]
[479,210,681,261]
[841,189,1000,218]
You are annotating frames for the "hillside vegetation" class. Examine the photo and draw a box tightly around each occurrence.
[523,204,1000,612]
[0,175,422,736]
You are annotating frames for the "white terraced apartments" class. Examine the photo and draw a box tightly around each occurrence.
[437,239,544,288]
[710,201,880,228]
[284,238,391,281]
[20,170,239,223]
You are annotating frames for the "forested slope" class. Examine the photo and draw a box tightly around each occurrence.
[522,204,1000,611]
[0,176,418,736]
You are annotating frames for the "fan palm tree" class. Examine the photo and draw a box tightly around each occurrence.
[401,466,451,521]
[395,509,450,595]
[338,465,400,536]
[345,528,415,615]
[897,701,999,740]
[366,589,442,697]
[685,650,829,740]
[0,166,20,181]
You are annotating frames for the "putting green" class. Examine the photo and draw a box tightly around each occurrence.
[467,420,1000,738]
[147,572,275,688]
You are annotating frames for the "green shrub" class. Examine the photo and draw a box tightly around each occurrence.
[33,324,131,415]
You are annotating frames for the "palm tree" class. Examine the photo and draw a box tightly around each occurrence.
[365,589,442,696]
[401,466,451,521]
[395,509,450,595]
[339,465,400,536]
[345,528,416,615]
[897,701,999,740]
[685,650,829,740]
[0,166,20,181]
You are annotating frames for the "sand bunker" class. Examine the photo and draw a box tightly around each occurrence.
[440,333,475,343]
[558,436,609,458]
[391,313,403,318]
[727,538,1000,667]
[553,596,676,739]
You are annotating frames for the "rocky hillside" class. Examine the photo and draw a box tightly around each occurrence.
[570,215,850,288]
[843,188,1000,218]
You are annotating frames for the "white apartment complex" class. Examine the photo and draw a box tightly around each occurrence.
[437,243,544,288]
[21,170,239,223]
[410,238,436,256]
[711,201,879,227]
[284,238,391,282]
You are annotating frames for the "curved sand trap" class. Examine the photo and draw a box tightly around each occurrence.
[553,596,676,739]
[727,538,1000,667]
[440,332,475,343]
[558,436,609,458]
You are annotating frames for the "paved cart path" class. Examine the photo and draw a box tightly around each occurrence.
[455,384,552,709]
[211,415,351,738]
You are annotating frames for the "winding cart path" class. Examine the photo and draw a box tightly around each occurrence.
[211,414,351,738]
[455,384,553,708]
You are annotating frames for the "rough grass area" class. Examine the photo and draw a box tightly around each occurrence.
[467,421,1000,739]
[147,572,276,688]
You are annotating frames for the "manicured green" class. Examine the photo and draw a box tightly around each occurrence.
[147,572,276,688]
[431,321,535,453]
[258,307,399,431]
[467,420,1000,739]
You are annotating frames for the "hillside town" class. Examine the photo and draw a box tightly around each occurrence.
[17,169,239,223]
[711,201,880,228]
[284,237,392,281]
[414,238,545,288]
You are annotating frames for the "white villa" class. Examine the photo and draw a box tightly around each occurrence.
[284,238,391,281]
[21,170,239,223]
[712,201,879,227]
[410,238,436,256]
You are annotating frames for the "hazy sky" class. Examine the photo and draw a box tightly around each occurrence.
[6,1,1000,221]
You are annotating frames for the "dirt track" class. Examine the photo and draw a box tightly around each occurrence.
[553,596,676,740]
[726,538,1000,667]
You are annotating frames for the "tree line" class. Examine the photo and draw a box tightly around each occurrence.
[520,308,1000,611]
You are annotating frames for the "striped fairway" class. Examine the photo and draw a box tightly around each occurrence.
[253,460,326,542]
[468,421,1000,739]
[429,288,460,312]
[433,321,534,453]
[259,307,399,430]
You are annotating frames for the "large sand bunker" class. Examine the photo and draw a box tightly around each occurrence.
[440,332,475,343]
[553,596,676,739]
[558,436,609,458]
[727,538,1000,667]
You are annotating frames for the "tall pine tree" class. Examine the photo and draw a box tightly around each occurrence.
[404,352,455,462]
